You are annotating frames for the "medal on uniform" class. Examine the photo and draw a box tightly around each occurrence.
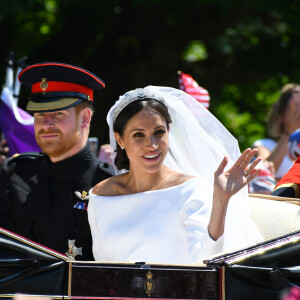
[74,190,89,210]
[66,239,83,260]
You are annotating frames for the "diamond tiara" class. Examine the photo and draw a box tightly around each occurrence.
[112,88,165,124]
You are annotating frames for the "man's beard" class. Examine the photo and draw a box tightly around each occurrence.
[35,126,81,159]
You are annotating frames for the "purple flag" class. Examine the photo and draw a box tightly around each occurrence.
[0,87,41,156]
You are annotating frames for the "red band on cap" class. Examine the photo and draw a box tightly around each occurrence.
[32,81,93,101]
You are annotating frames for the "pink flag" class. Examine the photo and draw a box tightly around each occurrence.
[178,71,210,109]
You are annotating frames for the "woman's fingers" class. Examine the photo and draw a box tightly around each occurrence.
[215,156,229,176]
[240,149,258,170]
[233,148,251,168]
[216,150,261,181]
[245,156,262,175]
[235,148,258,171]
[245,168,261,182]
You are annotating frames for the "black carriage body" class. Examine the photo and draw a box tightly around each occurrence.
[206,230,300,300]
[0,227,67,298]
[0,227,299,300]
[69,262,218,299]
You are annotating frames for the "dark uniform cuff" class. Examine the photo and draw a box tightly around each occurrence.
[272,183,300,198]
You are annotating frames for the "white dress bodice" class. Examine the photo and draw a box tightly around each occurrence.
[88,177,223,264]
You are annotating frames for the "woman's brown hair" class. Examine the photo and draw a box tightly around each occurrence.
[267,83,300,139]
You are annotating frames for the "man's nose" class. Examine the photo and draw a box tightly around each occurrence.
[42,115,54,128]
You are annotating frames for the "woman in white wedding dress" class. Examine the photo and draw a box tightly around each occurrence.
[88,86,263,264]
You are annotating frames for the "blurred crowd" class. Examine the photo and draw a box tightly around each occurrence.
[250,83,300,195]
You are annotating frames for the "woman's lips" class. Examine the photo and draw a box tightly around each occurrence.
[142,152,161,161]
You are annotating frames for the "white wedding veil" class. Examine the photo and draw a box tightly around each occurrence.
[107,86,263,252]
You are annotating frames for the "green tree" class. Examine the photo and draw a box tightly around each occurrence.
[1,0,300,150]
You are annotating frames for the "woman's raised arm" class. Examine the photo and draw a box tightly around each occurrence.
[208,148,261,240]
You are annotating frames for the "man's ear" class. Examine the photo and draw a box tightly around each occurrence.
[81,107,92,129]
[114,132,124,149]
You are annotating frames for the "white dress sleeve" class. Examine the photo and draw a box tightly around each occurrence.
[179,177,224,262]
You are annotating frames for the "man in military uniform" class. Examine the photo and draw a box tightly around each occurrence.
[272,157,300,198]
[0,62,114,260]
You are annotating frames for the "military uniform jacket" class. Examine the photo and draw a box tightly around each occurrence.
[272,156,300,198]
[0,143,114,260]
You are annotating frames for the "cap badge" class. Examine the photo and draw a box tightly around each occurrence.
[40,78,48,91]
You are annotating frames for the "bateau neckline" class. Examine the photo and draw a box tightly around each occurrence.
[90,176,199,198]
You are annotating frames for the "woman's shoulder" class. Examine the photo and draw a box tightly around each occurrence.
[92,174,128,196]
[167,172,195,187]
[91,170,202,197]
[158,168,209,189]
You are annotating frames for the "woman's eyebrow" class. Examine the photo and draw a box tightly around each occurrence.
[130,125,166,132]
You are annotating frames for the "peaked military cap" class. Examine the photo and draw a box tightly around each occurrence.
[18,62,105,112]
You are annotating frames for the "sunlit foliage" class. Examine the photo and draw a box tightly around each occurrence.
[1,0,300,149]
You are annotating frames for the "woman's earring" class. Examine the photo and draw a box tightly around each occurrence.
[120,146,124,150]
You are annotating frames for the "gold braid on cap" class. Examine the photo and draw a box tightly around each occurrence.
[112,88,165,124]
